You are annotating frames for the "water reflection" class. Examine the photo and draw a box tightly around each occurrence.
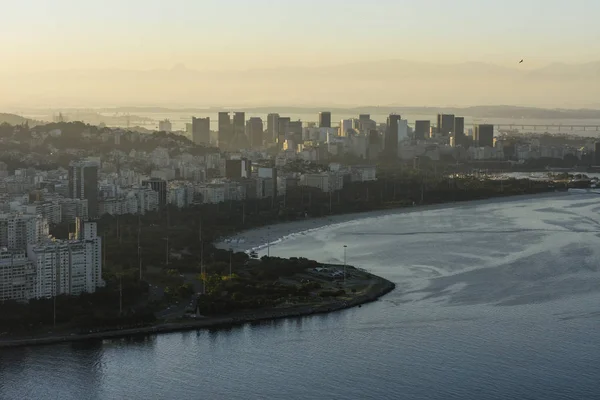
[249,317,285,329]
[103,334,157,349]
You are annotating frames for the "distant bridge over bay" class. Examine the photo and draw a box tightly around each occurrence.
[492,124,600,132]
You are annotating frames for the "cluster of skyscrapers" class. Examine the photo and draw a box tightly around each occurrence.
[191,112,263,151]
[186,110,494,157]
[434,113,493,148]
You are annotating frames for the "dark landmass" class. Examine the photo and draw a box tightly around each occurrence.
[0,261,394,349]
[0,113,44,126]
[0,121,218,171]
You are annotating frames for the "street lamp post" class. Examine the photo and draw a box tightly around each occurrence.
[343,245,348,286]
[229,248,233,279]
[267,227,270,257]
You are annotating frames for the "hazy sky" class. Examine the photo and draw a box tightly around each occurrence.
[2,0,599,72]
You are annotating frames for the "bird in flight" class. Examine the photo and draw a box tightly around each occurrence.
[519,59,524,64]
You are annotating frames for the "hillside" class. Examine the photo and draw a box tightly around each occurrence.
[0,113,43,126]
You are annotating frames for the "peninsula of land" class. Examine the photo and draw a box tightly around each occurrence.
[0,262,394,348]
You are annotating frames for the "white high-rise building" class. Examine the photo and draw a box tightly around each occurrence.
[27,218,103,299]
[0,213,49,250]
[0,249,35,302]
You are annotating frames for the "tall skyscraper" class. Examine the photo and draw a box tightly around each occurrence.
[218,112,232,148]
[438,114,455,135]
[474,124,494,147]
[289,120,303,144]
[247,117,264,148]
[414,120,431,140]
[357,114,376,134]
[384,114,401,157]
[277,117,291,146]
[340,119,354,136]
[192,117,210,145]
[267,113,279,143]
[69,159,99,219]
[454,117,465,137]
[367,130,381,160]
[232,112,246,149]
[142,178,167,208]
[452,117,466,147]
[319,112,332,128]
[71,218,103,294]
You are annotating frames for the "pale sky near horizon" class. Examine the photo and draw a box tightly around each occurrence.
[1,0,599,73]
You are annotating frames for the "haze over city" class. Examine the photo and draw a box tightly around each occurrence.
[2,0,600,108]
[5,1,600,399]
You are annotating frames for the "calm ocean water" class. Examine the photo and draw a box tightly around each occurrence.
[2,194,600,400]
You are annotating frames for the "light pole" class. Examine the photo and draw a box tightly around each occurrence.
[229,248,233,279]
[267,227,270,257]
[343,245,347,286]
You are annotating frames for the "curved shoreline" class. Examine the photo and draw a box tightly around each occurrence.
[0,192,566,349]
[0,276,395,349]
[217,192,568,253]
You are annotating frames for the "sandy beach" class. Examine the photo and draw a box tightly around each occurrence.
[217,191,568,253]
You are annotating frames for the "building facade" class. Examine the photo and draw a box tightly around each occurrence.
[384,114,401,158]
[68,159,99,219]
[247,117,264,148]
[267,113,280,143]
[0,213,48,250]
[474,124,494,147]
[142,178,168,208]
[414,120,431,140]
[192,117,211,145]
[319,112,332,128]
[218,112,232,149]
[437,114,455,135]
[0,249,34,302]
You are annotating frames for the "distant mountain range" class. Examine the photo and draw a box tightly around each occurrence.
[2,60,600,108]
[5,106,600,127]
[88,105,600,120]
